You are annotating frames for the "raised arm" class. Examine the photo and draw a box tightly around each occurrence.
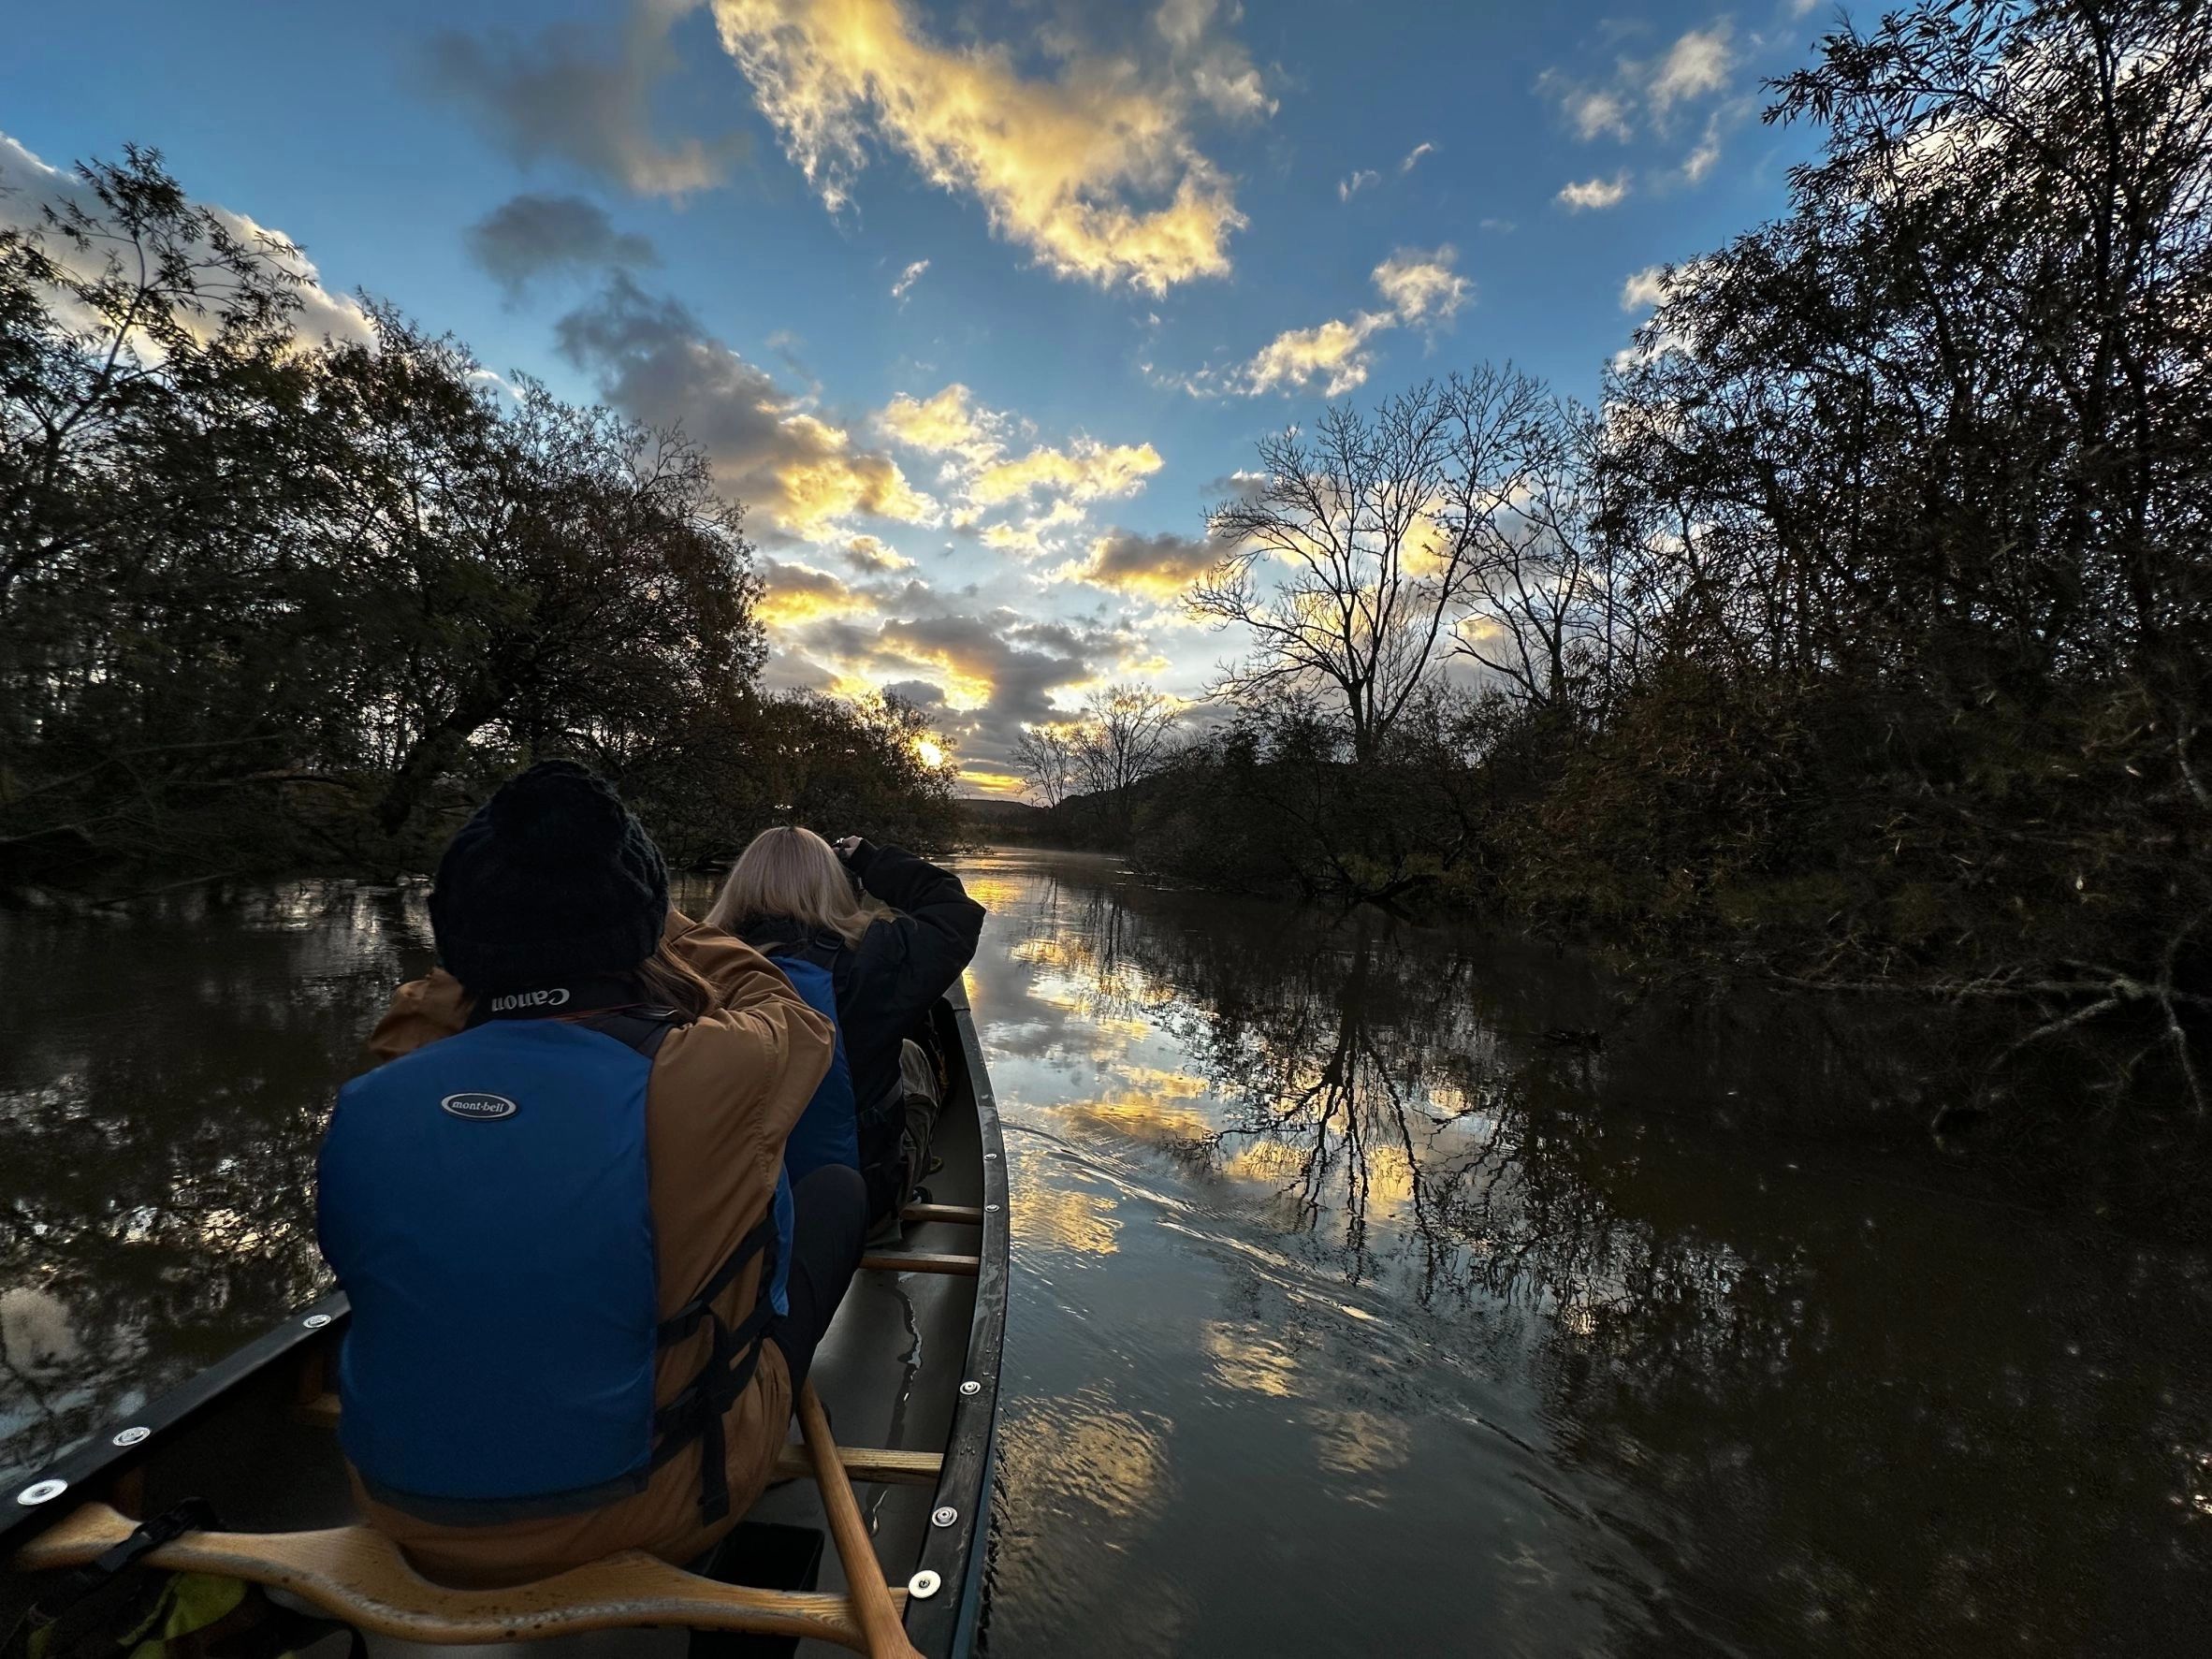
[839,841,985,1028]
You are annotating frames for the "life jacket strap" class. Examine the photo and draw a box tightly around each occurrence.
[655,1214,777,1346]
[648,1214,781,1524]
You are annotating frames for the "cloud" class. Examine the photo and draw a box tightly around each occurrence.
[1620,264,1670,311]
[1062,529,1219,601]
[1230,314,1390,398]
[968,440,1164,509]
[1337,168,1380,202]
[780,601,1142,773]
[1155,0,1276,119]
[877,383,1009,471]
[840,534,914,574]
[890,257,929,302]
[1558,174,1629,211]
[1399,141,1436,173]
[1649,26,1735,114]
[710,0,1254,293]
[0,133,373,349]
[1539,22,1739,174]
[423,0,747,197]
[1682,112,1724,182]
[875,384,1164,560]
[1371,245,1471,327]
[758,557,880,627]
[1189,243,1472,398]
[464,194,658,297]
[1548,83,1635,142]
[555,271,933,542]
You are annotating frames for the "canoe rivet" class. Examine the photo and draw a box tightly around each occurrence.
[959,1380,982,1396]
[302,1314,332,1330]
[112,1427,150,1448]
[16,1478,66,1506]
[930,1505,959,1528]
[907,1570,942,1600]
[985,1203,1001,1213]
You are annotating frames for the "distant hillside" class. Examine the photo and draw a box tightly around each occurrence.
[959,796,1046,833]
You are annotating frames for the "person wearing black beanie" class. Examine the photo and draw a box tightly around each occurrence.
[318,761,869,1581]
[428,759,670,994]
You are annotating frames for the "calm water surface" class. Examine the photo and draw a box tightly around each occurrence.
[3,848,2208,1655]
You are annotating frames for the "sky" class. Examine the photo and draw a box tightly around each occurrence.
[2,0,1835,794]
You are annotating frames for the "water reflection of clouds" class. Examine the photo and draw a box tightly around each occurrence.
[1006,1393,1172,1523]
[1309,1406,1413,1482]
[1057,1093,1214,1149]
[1007,1139,1122,1259]
[1201,1320,1301,1399]
[959,849,2212,1657]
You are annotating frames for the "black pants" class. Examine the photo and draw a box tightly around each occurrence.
[765,1163,866,1392]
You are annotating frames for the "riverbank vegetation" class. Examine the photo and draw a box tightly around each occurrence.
[0,152,958,896]
[1016,0,2212,1128]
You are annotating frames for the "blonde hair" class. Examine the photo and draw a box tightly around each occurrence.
[706,826,873,947]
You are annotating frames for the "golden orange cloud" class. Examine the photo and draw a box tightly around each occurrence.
[969,439,1163,507]
[712,0,1251,293]
[877,383,1003,467]
[755,559,880,628]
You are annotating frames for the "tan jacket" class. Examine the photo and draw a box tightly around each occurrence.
[345,910,833,1584]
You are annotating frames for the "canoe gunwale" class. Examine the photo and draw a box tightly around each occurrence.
[903,988,1008,1657]
[2,1292,348,1560]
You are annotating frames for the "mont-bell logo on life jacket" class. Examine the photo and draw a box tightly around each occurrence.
[489,987,570,1014]
[441,1092,519,1121]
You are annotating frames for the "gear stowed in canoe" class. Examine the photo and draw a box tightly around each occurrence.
[0,988,1008,1659]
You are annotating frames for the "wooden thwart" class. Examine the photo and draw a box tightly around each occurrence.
[15,1384,924,1658]
[772,1444,943,1486]
[858,1251,980,1276]
[897,1202,983,1226]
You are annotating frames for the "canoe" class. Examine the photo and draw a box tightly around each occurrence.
[0,988,1009,1659]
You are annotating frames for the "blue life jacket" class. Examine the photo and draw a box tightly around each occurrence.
[765,939,859,1184]
[316,1003,785,1526]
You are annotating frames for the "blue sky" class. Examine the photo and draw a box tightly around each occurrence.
[3,0,1833,792]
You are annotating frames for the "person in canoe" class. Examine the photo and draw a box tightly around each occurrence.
[706,827,985,1232]
[315,761,868,1583]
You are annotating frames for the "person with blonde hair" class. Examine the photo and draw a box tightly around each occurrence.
[708,826,984,1229]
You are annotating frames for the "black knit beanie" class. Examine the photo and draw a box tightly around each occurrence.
[429,761,669,994]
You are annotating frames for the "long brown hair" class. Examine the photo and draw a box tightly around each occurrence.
[633,942,717,1021]
[706,826,873,946]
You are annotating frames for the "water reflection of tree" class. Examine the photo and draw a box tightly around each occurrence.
[1043,872,2212,1655]
[0,882,425,1484]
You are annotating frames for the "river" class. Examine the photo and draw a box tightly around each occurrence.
[2,847,2207,1654]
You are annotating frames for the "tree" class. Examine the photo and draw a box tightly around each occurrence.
[0,147,948,887]
[308,318,765,836]
[1582,0,2212,1105]
[1013,723,1079,807]
[1194,373,1543,764]
[1448,386,1639,721]
[1071,683,1178,820]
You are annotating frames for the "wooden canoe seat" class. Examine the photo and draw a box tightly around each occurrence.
[12,1502,901,1650]
[17,1383,925,1659]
